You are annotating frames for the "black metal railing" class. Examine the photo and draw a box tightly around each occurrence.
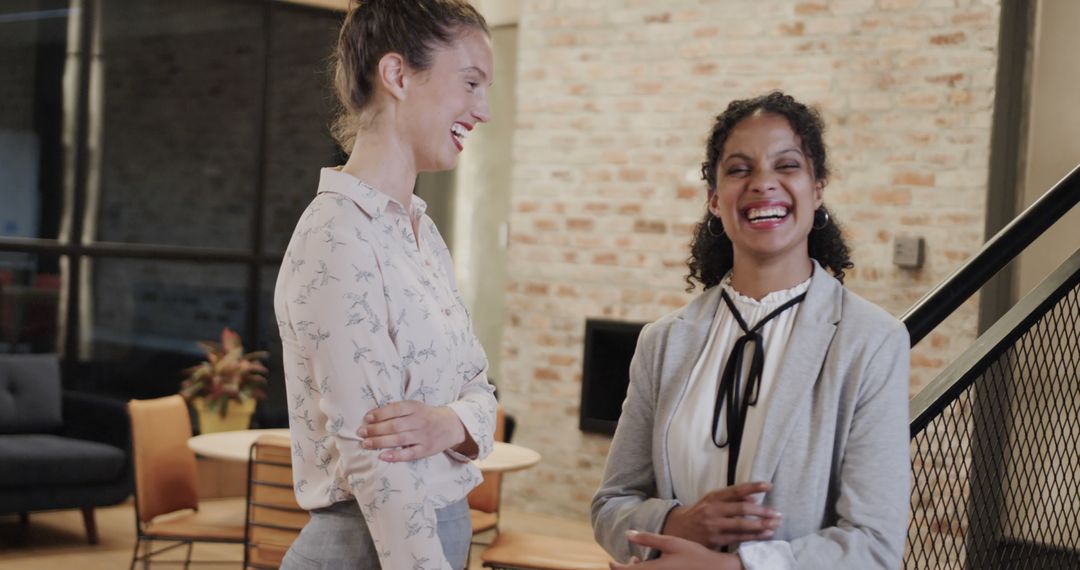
[901,163,1080,346]
[904,247,1080,569]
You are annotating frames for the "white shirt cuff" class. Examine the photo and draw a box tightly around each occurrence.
[738,540,796,570]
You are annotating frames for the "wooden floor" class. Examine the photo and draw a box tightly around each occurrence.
[0,499,593,569]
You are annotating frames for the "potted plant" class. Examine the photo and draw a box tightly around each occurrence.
[179,327,269,433]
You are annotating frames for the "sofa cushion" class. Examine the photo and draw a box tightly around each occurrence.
[0,434,125,487]
[0,354,62,434]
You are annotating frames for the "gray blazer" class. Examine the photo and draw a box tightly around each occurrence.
[592,263,910,569]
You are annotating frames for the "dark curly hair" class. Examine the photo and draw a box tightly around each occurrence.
[686,91,853,291]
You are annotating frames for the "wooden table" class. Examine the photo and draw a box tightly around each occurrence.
[188,429,540,473]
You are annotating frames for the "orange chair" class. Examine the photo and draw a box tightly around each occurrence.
[244,434,309,569]
[128,395,246,568]
[469,406,507,540]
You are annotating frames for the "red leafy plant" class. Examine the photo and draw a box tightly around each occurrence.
[179,328,268,417]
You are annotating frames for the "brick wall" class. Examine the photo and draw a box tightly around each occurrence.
[500,0,1001,518]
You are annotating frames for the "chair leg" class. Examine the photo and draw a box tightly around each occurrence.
[129,537,141,570]
[184,541,193,570]
[142,538,153,570]
[81,507,99,544]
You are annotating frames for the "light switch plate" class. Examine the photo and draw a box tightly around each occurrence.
[893,236,925,269]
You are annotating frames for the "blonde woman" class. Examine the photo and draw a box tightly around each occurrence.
[274,2,497,568]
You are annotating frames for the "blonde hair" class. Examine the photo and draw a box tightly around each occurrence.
[330,0,488,152]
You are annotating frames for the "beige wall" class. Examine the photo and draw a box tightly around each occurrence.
[449,24,519,383]
[416,10,520,381]
[1015,0,1080,297]
[499,0,1002,519]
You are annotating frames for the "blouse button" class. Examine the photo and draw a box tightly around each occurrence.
[443,308,452,316]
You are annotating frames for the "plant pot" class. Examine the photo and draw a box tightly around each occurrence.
[192,397,256,434]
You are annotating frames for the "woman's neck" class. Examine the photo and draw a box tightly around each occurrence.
[729,256,814,301]
[340,122,417,210]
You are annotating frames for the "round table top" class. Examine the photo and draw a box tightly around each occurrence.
[188,429,540,473]
[476,441,541,473]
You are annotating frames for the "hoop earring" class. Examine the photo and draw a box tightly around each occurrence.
[706,215,724,237]
[813,207,829,230]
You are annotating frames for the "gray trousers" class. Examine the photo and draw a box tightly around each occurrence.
[281,498,471,570]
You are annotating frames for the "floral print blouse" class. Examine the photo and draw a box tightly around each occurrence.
[274,167,496,570]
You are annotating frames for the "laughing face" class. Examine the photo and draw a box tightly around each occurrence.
[708,111,824,270]
[401,27,493,172]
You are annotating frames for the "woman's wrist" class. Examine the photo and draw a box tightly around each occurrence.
[443,407,477,457]
[661,505,689,538]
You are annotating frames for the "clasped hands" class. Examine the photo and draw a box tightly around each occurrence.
[355,400,477,462]
[610,481,781,570]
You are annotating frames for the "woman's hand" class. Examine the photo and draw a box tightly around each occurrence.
[662,482,781,548]
[356,401,477,461]
[610,531,744,569]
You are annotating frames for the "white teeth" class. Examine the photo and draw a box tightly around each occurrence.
[746,206,789,221]
[451,123,468,141]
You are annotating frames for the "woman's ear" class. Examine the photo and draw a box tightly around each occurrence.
[813,179,825,209]
[377,52,407,102]
[707,189,721,217]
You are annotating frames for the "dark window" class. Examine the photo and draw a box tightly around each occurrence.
[0,0,343,422]
[0,0,68,243]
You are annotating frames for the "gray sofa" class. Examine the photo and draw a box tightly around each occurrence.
[0,354,131,543]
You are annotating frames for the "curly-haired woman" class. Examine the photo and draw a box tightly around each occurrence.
[592,91,910,570]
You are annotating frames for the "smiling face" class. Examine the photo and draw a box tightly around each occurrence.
[400,27,493,173]
[708,111,824,271]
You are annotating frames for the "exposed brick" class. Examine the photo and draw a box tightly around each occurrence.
[871,188,913,205]
[549,354,577,367]
[524,283,550,296]
[534,368,560,381]
[795,2,829,15]
[501,0,999,521]
[693,25,719,38]
[633,219,667,233]
[618,168,647,182]
[533,218,559,231]
[779,21,806,36]
[926,72,965,87]
[930,32,966,46]
[911,352,946,368]
[676,185,700,200]
[566,218,595,231]
[892,171,936,187]
[592,252,618,265]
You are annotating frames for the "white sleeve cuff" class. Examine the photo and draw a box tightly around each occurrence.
[738,540,796,570]
[443,447,473,463]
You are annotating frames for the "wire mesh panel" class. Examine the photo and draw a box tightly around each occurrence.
[906,283,1080,569]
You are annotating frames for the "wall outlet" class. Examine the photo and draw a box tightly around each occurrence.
[893,236,925,269]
